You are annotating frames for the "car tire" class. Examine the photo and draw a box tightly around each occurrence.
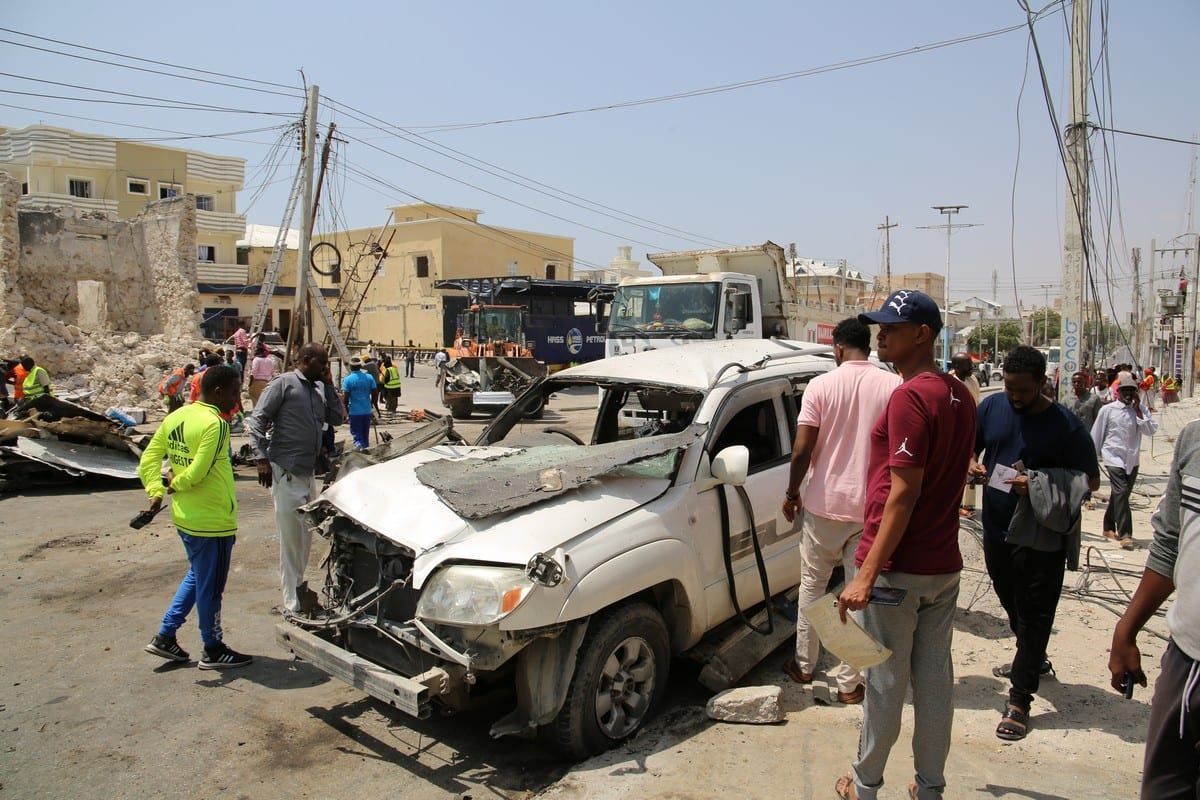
[450,401,473,420]
[542,602,670,760]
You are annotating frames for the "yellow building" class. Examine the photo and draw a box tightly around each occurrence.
[888,271,946,303]
[312,203,575,348]
[0,124,245,271]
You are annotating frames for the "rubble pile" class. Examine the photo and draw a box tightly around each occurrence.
[0,307,202,411]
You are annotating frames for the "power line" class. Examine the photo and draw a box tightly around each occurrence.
[0,37,300,98]
[337,129,675,252]
[1093,126,1200,148]
[391,4,1066,133]
[339,160,605,270]
[0,26,299,91]
[0,101,291,145]
[0,124,289,144]
[0,87,292,115]
[325,97,734,249]
[0,71,293,115]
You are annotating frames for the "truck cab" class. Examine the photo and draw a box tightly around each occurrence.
[605,273,762,357]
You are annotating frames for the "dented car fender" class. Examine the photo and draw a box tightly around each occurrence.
[554,538,707,649]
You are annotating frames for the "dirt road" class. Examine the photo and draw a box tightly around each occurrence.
[0,368,1186,798]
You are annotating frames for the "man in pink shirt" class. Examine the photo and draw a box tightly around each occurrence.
[781,318,901,703]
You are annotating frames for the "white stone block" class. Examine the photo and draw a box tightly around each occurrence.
[705,685,784,724]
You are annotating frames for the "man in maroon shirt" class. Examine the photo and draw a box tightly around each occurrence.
[833,290,977,800]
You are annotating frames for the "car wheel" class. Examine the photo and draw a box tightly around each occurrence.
[542,602,670,760]
[450,401,473,420]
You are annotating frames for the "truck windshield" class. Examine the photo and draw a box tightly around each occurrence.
[608,283,719,334]
[470,307,522,341]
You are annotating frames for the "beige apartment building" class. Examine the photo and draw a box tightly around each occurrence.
[312,203,576,348]
[0,124,245,268]
[790,257,871,311]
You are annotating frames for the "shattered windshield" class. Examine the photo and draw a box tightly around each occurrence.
[478,380,704,482]
[608,283,719,334]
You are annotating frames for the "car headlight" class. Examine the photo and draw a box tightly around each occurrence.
[416,565,534,626]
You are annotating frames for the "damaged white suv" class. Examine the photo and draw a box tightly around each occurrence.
[277,339,854,758]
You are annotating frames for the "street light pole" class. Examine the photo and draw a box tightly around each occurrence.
[918,206,981,366]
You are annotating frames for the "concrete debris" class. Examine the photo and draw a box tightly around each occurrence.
[704,685,784,724]
[414,429,700,519]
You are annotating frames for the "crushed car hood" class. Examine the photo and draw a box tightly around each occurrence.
[315,443,676,584]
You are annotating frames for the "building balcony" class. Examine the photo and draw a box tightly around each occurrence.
[196,209,246,235]
[18,192,119,216]
[196,262,249,284]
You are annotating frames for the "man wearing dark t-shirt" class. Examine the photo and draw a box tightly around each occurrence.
[970,346,1100,741]
[834,290,976,800]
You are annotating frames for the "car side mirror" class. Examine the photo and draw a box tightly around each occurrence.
[711,445,749,486]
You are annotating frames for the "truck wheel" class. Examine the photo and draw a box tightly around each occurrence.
[450,401,473,420]
[543,603,670,760]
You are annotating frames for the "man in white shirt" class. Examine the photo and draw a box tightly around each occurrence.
[781,318,901,703]
[1092,371,1158,549]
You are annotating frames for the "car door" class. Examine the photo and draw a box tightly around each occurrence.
[689,378,801,630]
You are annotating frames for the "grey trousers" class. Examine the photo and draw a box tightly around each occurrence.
[853,571,960,800]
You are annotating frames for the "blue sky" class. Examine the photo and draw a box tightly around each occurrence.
[3,0,1197,316]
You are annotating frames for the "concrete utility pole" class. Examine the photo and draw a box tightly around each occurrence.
[1132,247,1142,366]
[289,84,319,358]
[877,216,898,295]
[992,269,1000,361]
[1058,0,1091,400]
[1149,239,1158,371]
[918,205,980,365]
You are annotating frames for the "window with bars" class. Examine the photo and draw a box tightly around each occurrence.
[159,183,181,199]
[197,245,217,263]
[68,178,92,199]
[195,195,215,211]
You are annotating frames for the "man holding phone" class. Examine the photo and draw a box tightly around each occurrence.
[1109,418,1200,798]
[971,346,1100,740]
[1092,371,1157,549]
[833,290,976,800]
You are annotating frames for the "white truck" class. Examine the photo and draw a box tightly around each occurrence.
[277,339,850,759]
[604,241,828,358]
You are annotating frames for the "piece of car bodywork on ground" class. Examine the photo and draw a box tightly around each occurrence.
[13,395,109,423]
[414,429,700,520]
[15,437,139,480]
[335,417,455,480]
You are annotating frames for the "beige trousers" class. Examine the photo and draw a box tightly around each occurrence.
[795,510,864,693]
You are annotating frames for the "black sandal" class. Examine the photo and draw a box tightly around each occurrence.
[996,704,1029,741]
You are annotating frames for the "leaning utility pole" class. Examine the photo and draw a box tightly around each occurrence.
[877,216,898,294]
[287,84,319,363]
[1058,0,1091,399]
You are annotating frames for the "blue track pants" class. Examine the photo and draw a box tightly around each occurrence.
[159,530,235,648]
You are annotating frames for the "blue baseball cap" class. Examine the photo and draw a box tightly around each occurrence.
[859,289,944,332]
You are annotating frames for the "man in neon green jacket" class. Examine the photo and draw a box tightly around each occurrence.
[138,365,252,670]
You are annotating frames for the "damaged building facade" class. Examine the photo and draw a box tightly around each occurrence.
[0,171,205,407]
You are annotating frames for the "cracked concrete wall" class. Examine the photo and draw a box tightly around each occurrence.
[0,172,205,406]
[0,171,200,337]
